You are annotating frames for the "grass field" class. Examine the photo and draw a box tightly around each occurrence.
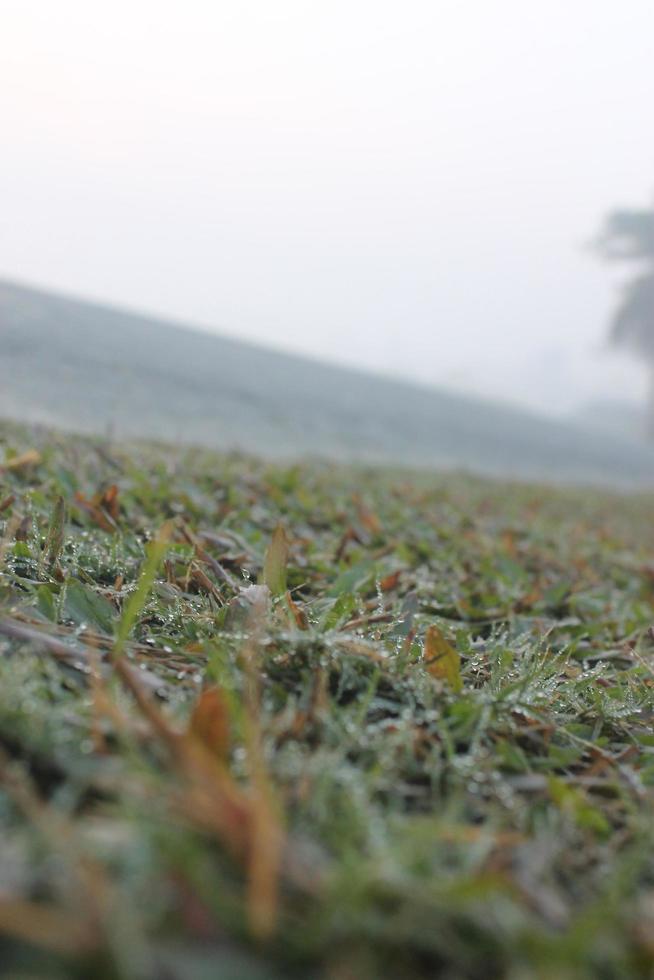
[2,420,654,979]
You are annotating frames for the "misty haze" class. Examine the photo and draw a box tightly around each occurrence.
[2,4,654,979]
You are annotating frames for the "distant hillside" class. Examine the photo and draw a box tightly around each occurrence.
[572,399,646,442]
[2,277,654,486]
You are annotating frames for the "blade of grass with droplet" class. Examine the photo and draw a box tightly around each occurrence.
[41,495,66,574]
[114,521,173,656]
[263,524,289,596]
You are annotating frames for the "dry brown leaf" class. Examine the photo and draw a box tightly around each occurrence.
[286,590,309,630]
[0,494,15,513]
[358,508,381,535]
[100,484,120,520]
[0,899,96,956]
[188,686,231,761]
[379,570,401,592]
[74,491,117,533]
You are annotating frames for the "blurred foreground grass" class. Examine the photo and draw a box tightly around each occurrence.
[2,421,654,979]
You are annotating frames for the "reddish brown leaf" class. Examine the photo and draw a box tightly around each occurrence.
[354,494,382,535]
[74,491,117,533]
[380,570,401,592]
[99,484,120,520]
[286,590,309,630]
[188,686,231,761]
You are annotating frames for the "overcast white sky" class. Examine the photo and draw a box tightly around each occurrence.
[1,1,653,415]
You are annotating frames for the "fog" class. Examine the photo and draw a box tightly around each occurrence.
[2,1,653,416]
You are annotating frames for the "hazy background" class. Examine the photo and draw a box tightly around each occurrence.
[1,0,653,416]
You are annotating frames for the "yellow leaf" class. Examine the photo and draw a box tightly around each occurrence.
[2,449,41,472]
[424,625,462,693]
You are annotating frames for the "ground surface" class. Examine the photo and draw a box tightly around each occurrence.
[1,421,654,979]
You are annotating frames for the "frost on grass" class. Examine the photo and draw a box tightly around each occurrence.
[1,423,654,978]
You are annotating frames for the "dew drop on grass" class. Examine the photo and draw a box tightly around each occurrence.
[375,579,384,616]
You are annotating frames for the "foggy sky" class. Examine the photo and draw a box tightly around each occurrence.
[2,1,653,416]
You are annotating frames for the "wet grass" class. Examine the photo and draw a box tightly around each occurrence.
[1,420,654,978]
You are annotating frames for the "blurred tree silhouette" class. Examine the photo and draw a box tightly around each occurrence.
[595,204,654,435]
